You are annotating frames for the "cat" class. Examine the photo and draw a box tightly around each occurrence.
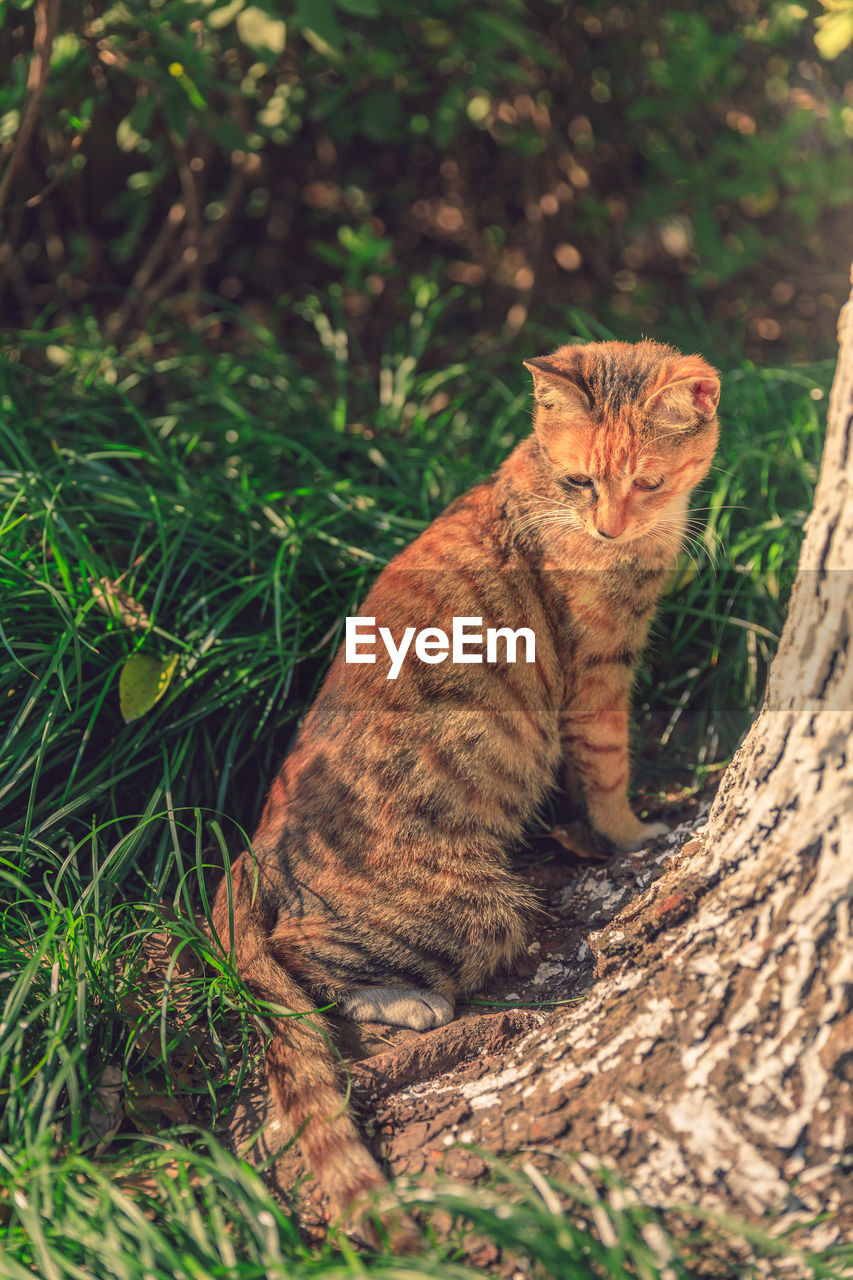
[211,338,720,1241]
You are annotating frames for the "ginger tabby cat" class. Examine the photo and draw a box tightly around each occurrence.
[212,338,721,1237]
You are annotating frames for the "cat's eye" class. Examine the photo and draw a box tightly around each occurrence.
[633,476,664,491]
[562,474,594,489]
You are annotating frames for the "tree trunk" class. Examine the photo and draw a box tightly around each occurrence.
[225,271,853,1257]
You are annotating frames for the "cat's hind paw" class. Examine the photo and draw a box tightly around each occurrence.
[339,986,454,1031]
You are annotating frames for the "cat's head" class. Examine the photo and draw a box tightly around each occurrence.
[523,339,720,544]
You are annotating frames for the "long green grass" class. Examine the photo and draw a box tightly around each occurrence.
[0,296,841,1277]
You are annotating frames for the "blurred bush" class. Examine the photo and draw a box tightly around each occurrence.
[0,0,852,357]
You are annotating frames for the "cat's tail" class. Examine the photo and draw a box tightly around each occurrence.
[211,851,416,1249]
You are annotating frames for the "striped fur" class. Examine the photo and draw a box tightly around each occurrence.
[211,339,720,1232]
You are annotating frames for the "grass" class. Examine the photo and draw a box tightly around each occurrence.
[3,1144,850,1280]
[0,293,843,1277]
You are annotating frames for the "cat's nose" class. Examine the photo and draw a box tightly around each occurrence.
[593,504,628,539]
[594,505,628,539]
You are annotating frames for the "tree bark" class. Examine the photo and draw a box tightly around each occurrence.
[225,271,853,1258]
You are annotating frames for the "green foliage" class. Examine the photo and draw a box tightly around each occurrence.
[624,24,829,276]
[312,223,395,291]
[551,3,853,317]
[0,0,552,270]
[0,2,850,354]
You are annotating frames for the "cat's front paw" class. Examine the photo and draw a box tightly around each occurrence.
[616,819,670,852]
[589,808,671,853]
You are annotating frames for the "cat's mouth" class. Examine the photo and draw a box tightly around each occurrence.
[588,523,643,544]
[585,519,667,547]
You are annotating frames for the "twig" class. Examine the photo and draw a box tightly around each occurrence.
[147,162,248,308]
[0,0,63,220]
[104,202,187,339]
[174,141,204,300]
[107,149,254,340]
[5,134,83,212]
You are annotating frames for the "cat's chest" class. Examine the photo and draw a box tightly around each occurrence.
[543,551,667,614]
[540,556,668,678]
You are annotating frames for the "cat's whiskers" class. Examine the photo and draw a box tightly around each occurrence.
[649,525,695,573]
[685,524,724,559]
[512,502,573,529]
[652,516,719,576]
[687,503,748,513]
[512,513,579,539]
[680,516,722,546]
[708,464,738,479]
[512,493,585,540]
[531,492,576,510]
[680,536,708,576]
[675,537,705,576]
[683,515,725,556]
[681,531,717,575]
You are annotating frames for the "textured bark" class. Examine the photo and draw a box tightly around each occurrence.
[226,272,853,1257]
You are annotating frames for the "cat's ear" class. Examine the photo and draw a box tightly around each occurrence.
[643,359,721,426]
[524,356,591,417]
